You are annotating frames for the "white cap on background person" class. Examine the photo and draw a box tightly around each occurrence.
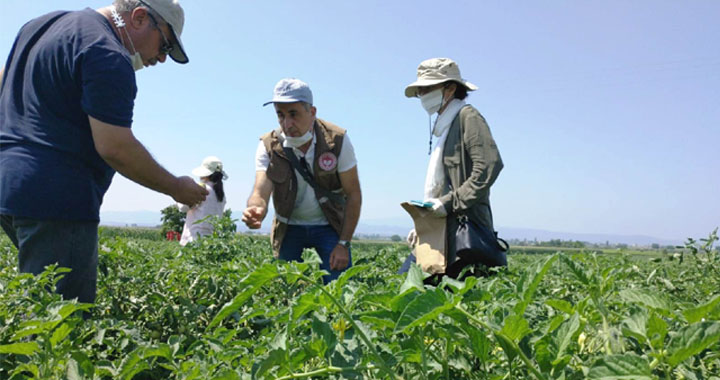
[192,156,228,179]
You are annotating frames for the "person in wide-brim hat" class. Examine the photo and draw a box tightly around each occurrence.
[399,57,505,280]
[404,57,478,98]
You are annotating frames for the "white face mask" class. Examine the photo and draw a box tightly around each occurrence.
[284,129,313,148]
[129,51,144,71]
[420,88,444,115]
[110,6,144,71]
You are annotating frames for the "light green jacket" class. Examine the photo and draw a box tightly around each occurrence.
[438,105,503,249]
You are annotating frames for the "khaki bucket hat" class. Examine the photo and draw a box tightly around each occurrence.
[404,57,478,98]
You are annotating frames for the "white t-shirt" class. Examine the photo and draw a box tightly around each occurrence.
[255,131,357,225]
[178,182,227,246]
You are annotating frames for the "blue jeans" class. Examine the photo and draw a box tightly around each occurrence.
[398,253,416,274]
[1,215,99,304]
[278,224,351,284]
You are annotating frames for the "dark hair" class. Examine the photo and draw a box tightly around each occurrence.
[208,172,225,202]
[446,81,468,100]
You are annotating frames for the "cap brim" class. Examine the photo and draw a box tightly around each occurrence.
[262,98,305,107]
[191,167,212,177]
[168,28,188,64]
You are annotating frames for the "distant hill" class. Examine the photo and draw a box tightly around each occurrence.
[100,210,162,227]
[100,211,683,246]
[496,227,682,247]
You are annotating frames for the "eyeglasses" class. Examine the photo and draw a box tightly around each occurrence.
[146,12,174,55]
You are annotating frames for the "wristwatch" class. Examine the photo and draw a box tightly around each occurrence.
[337,240,351,249]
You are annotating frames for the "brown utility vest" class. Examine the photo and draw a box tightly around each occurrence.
[261,119,346,257]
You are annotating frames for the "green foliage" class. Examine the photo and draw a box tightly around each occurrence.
[1,230,720,379]
[160,204,186,235]
[98,226,163,241]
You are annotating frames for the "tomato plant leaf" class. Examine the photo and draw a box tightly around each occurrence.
[394,287,452,334]
[50,323,72,348]
[618,289,672,312]
[399,263,425,294]
[291,292,317,322]
[208,263,279,328]
[545,299,574,315]
[333,264,369,290]
[621,309,649,345]
[501,314,531,341]
[647,312,668,351]
[493,331,518,362]
[118,349,149,380]
[515,254,558,315]
[554,313,581,362]
[683,293,720,324]
[0,342,39,355]
[666,321,720,366]
[587,354,652,379]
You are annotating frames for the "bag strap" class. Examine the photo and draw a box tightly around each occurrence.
[497,237,509,252]
[282,147,346,205]
[449,105,472,211]
[449,107,503,241]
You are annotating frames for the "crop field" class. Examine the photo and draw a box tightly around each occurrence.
[1,224,719,379]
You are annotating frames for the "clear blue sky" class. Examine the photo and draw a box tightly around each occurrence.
[1,1,718,240]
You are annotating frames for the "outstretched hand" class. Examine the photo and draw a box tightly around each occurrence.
[242,206,266,229]
[173,176,208,207]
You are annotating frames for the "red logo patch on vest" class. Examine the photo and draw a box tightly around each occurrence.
[318,152,338,171]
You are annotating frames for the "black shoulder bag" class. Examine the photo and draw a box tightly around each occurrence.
[449,115,508,272]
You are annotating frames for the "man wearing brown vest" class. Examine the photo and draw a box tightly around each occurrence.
[242,78,362,284]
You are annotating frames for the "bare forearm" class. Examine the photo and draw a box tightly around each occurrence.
[246,192,268,210]
[89,117,207,206]
[0,66,5,89]
[340,191,361,241]
[104,135,179,196]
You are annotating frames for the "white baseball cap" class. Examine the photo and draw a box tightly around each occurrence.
[192,156,228,179]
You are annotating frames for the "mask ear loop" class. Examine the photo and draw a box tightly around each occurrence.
[110,6,139,55]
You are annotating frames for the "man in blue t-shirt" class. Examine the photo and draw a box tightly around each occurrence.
[0,0,208,306]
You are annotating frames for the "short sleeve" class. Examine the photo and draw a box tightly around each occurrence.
[80,46,136,127]
[337,133,357,172]
[255,140,270,171]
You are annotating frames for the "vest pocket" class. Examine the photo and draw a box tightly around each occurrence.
[316,170,341,191]
[267,159,291,184]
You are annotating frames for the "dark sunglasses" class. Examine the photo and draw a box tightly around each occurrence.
[146,12,174,55]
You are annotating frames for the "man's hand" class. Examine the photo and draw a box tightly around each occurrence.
[242,206,266,229]
[172,176,208,206]
[329,244,350,271]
